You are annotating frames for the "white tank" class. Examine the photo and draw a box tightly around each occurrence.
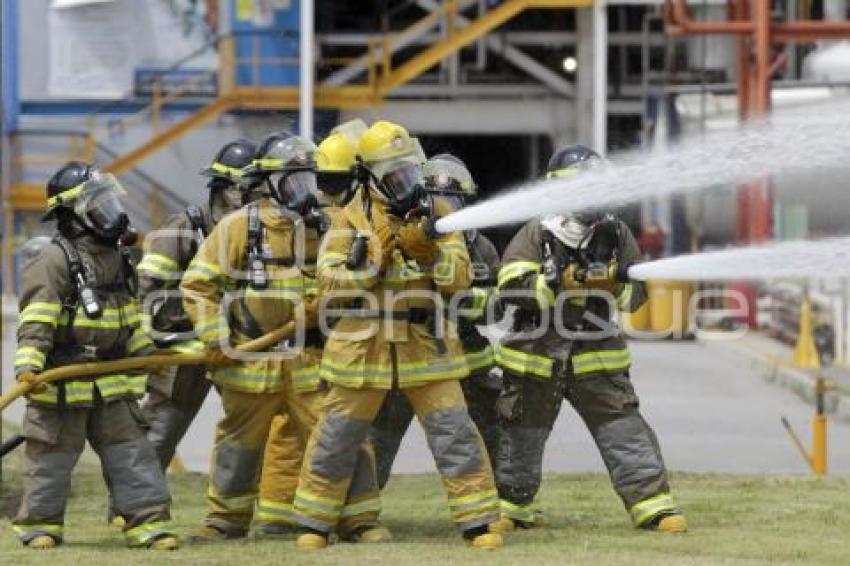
[804,42,850,82]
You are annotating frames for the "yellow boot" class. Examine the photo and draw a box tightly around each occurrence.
[489,511,543,534]
[468,532,503,550]
[149,535,180,550]
[110,516,126,528]
[488,517,516,534]
[296,532,328,549]
[656,514,688,533]
[351,526,392,543]
[27,535,57,550]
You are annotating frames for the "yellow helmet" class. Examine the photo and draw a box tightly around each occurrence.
[358,120,417,164]
[317,132,357,173]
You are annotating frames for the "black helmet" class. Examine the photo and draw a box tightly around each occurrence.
[44,161,96,220]
[199,138,257,183]
[546,145,601,179]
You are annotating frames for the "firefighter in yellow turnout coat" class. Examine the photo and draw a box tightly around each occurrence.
[12,162,177,551]
[181,134,381,541]
[292,121,502,550]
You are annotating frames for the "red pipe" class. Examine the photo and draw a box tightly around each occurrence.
[666,0,753,35]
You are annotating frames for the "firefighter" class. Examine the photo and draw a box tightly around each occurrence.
[12,162,177,550]
[490,145,687,533]
[370,153,503,488]
[315,119,368,208]
[181,134,383,542]
[291,121,503,550]
[136,138,258,472]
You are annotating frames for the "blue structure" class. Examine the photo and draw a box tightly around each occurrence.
[1,0,19,134]
[232,0,300,87]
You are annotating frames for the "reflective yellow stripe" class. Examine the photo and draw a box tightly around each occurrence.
[292,364,321,392]
[545,167,580,179]
[495,345,553,379]
[616,283,634,310]
[12,523,64,538]
[137,252,180,278]
[535,274,555,309]
[211,161,244,178]
[15,346,47,370]
[339,497,381,518]
[127,332,153,354]
[167,339,206,354]
[210,365,284,392]
[448,489,499,515]
[571,349,631,375]
[464,345,494,372]
[629,493,679,526]
[320,354,469,386]
[187,259,223,281]
[20,302,62,325]
[124,520,173,546]
[459,287,489,320]
[499,499,537,522]
[256,499,295,523]
[294,489,343,518]
[46,183,85,208]
[498,261,540,288]
[253,157,284,169]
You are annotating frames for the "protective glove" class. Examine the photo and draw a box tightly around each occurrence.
[397,220,439,264]
[17,370,47,394]
[206,347,233,367]
[560,264,585,291]
[561,263,618,293]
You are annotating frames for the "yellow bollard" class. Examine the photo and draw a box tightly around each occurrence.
[793,297,821,369]
[812,376,828,476]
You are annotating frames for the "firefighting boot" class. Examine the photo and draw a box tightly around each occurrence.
[110,516,126,528]
[296,528,329,549]
[188,524,246,543]
[489,511,544,533]
[348,525,393,543]
[27,535,57,550]
[655,513,688,533]
[463,526,503,550]
[149,535,180,550]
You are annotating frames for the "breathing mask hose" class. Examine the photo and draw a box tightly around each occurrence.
[346,233,369,270]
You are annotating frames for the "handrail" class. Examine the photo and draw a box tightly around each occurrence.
[9,129,188,211]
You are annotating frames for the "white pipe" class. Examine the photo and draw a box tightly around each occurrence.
[299,0,314,140]
[592,0,608,155]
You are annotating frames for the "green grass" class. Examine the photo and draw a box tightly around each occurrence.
[2,440,850,565]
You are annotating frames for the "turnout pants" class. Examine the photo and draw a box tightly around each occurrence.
[495,367,679,526]
[207,384,379,536]
[371,368,502,489]
[142,363,211,470]
[293,379,499,534]
[13,399,173,547]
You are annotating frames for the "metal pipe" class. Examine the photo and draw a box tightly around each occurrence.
[299,0,315,140]
[593,0,609,154]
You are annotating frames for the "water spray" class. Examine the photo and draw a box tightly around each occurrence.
[627,236,850,281]
[434,97,850,235]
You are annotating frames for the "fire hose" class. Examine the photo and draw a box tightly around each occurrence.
[0,320,297,414]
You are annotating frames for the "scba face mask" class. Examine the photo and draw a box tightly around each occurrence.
[271,169,320,214]
[380,162,425,217]
[71,174,132,242]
